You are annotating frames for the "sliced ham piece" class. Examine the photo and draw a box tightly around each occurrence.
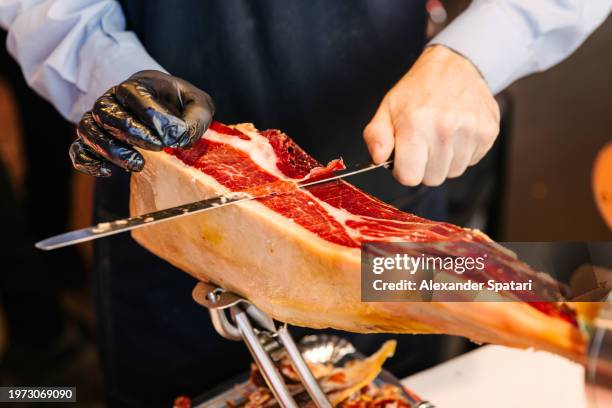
[130,122,597,362]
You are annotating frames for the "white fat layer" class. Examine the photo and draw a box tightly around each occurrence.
[204,127,325,183]
[163,152,363,242]
[159,153,362,250]
[303,190,415,242]
[204,129,288,180]
[300,189,364,240]
[164,138,438,244]
[300,184,448,242]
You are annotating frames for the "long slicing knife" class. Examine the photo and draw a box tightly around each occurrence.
[35,160,393,250]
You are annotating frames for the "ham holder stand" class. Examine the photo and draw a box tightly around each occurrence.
[192,281,435,408]
[192,281,612,407]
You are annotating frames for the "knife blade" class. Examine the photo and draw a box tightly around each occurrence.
[35,159,393,250]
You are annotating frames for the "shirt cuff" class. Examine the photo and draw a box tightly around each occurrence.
[69,32,167,123]
[429,1,535,94]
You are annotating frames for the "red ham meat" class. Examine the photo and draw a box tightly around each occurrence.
[130,122,597,361]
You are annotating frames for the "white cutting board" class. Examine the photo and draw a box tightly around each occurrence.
[402,345,588,408]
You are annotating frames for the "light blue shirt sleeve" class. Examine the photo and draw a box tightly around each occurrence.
[430,0,612,94]
[1,1,610,122]
[0,0,166,123]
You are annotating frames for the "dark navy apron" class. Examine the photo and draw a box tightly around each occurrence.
[95,1,445,405]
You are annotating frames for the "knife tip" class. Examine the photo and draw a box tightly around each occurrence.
[34,241,49,250]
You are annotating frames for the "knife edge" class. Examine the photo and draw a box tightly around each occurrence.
[35,159,393,251]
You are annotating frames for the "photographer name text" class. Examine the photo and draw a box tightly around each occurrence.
[369,254,533,293]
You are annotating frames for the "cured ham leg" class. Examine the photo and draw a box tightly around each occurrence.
[130,122,598,362]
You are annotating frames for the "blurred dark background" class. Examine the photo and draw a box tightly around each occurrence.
[0,1,610,407]
[0,29,103,407]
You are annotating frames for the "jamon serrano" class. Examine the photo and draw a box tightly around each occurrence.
[130,122,598,361]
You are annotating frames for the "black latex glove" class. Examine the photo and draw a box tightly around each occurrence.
[70,70,214,177]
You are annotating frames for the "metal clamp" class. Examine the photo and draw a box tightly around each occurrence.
[193,282,332,408]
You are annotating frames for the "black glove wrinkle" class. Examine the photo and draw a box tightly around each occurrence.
[71,70,214,176]
[92,91,163,151]
[69,139,112,177]
[116,75,187,147]
[78,112,145,172]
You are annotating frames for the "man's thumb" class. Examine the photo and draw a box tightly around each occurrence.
[363,110,394,164]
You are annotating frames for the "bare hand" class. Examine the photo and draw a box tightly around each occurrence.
[364,45,500,186]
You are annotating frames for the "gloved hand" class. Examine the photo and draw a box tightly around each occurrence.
[70,70,215,177]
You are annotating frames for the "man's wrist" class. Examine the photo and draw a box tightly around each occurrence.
[428,1,534,94]
[424,45,487,81]
[412,45,488,93]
